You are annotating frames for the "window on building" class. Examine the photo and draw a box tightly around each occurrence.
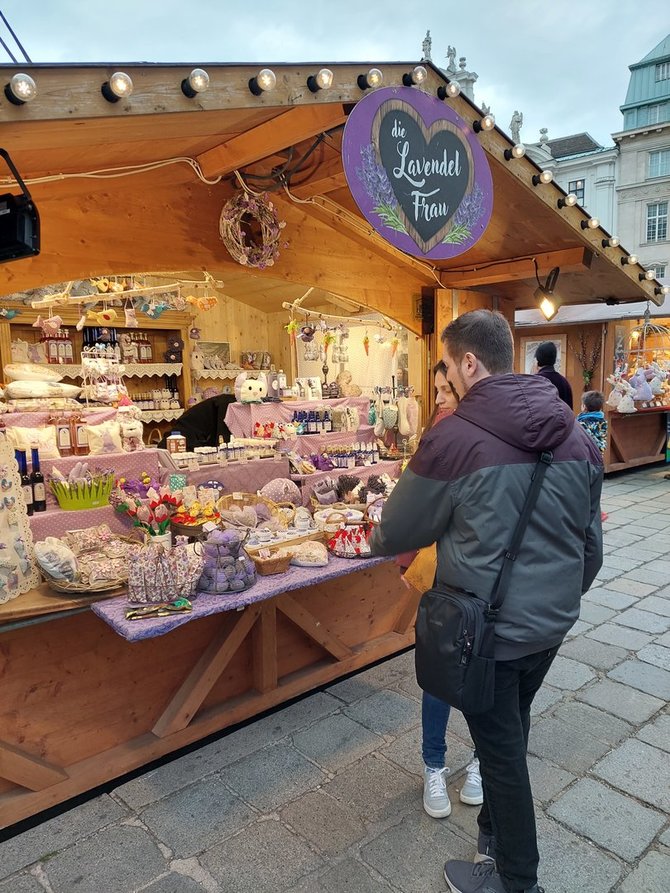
[647,202,668,242]
[649,149,670,178]
[656,61,670,82]
[568,179,585,204]
[653,263,667,279]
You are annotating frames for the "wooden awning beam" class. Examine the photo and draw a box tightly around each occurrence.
[440,248,593,288]
[197,104,348,180]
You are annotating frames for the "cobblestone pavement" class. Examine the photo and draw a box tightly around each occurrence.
[1,468,669,892]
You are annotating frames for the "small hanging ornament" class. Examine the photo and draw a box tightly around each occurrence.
[124,304,139,328]
[363,331,370,356]
[0,307,20,320]
[391,336,399,358]
[219,191,286,270]
[285,319,299,345]
[299,324,316,342]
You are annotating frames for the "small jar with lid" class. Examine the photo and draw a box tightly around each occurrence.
[166,431,187,454]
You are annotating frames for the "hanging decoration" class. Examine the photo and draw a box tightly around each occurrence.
[219,190,286,270]
[570,331,602,390]
[88,306,118,325]
[363,331,370,356]
[391,335,400,357]
[285,319,299,345]
[0,308,20,319]
[33,314,63,335]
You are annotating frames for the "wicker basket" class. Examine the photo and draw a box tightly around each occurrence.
[50,473,115,510]
[251,552,292,576]
[39,534,141,594]
[170,519,207,539]
[218,492,290,528]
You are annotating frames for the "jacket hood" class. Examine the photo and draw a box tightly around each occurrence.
[454,374,575,452]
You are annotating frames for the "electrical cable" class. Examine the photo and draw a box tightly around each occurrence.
[0,9,31,62]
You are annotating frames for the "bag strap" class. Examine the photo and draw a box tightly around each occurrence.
[487,450,553,617]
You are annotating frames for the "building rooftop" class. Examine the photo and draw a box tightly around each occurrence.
[544,133,603,158]
[620,32,670,125]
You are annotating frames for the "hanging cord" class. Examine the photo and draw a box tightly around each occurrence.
[0,156,223,188]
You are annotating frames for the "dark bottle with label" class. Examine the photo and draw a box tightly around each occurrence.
[16,449,34,516]
[30,445,47,512]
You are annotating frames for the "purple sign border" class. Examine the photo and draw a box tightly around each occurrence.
[342,86,494,261]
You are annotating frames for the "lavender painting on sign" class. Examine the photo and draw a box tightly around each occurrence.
[343,86,493,260]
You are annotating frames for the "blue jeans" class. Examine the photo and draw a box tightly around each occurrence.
[422,691,451,768]
[464,645,560,892]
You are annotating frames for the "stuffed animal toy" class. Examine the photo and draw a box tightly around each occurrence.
[234,372,267,403]
[336,370,362,397]
[617,379,637,414]
[33,315,63,335]
[647,362,668,396]
[117,402,145,451]
[629,368,653,403]
[606,373,624,409]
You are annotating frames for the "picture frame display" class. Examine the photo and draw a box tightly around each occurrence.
[519,335,567,375]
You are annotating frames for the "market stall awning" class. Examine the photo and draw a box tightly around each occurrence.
[0,61,661,314]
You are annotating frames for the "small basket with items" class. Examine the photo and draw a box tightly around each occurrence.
[34,524,142,594]
[194,528,257,594]
[50,463,116,510]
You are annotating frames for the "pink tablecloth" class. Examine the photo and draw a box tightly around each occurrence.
[91,555,392,642]
[29,504,135,540]
[1,407,116,429]
[225,396,370,438]
[292,459,403,506]
[159,456,291,492]
[280,427,375,458]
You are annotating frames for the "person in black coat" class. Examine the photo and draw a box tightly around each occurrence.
[534,341,573,409]
[159,394,236,450]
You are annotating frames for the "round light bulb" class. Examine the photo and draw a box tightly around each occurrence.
[586,216,600,229]
[187,68,210,93]
[315,68,333,90]
[411,65,427,85]
[256,68,277,92]
[539,169,553,184]
[8,72,37,103]
[564,193,578,206]
[511,143,525,158]
[609,236,620,247]
[627,254,638,265]
[481,114,495,131]
[446,81,461,97]
[109,72,133,98]
[645,269,656,280]
[367,68,383,88]
[662,286,670,295]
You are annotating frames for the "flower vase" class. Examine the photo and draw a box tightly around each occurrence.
[147,532,172,551]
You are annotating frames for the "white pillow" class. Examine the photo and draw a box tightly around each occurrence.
[4,363,64,382]
[5,380,81,399]
[85,420,123,455]
[6,425,60,459]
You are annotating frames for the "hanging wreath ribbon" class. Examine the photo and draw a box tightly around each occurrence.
[219,191,286,270]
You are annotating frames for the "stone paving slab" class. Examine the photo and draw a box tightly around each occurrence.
[576,677,665,723]
[637,642,670,671]
[200,819,324,893]
[535,814,621,893]
[142,874,209,893]
[558,635,628,670]
[543,654,596,690]
[585,622,655,650]
[618,851,670,892]
[0,876,44,893]
[342,689,421,737]
[42,824,167,893]
[635,714,670,752]
[610,606,670,633]
[528,716,612,773]
[608,658,670,699]
[636,594,670,616]
[291,712,385,773]
[279,789,367,857]
[593,739,670,812]
[321,753,418,827]
[547,777,666,861]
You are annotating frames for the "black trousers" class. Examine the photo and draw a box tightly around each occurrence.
[463,645,560,893]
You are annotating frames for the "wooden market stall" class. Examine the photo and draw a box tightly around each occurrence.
[0,59,661,828]
[515,301,670,472]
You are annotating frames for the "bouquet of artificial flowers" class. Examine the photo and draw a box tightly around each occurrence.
[112,480,182,536]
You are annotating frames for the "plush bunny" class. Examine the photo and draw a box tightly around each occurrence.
[117,401,145,451]
[234,372,267,403]
[617,379,637,413]
[629,369,653,403]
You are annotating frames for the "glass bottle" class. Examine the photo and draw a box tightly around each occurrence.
[56,412,73,457]
[30,444,47,512]
[16,449,33,515]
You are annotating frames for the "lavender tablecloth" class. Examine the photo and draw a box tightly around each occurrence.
[91,555,392,642]
[225,397,370,438]
[30,504,135,540]
[280,427,375,458]
[159,455,291,492]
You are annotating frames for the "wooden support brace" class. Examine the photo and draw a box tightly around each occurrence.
[393,588,422,636]
[0,740,68,791]
[278,595,353,661]
[152,605,261,738]
[252,602,278,693]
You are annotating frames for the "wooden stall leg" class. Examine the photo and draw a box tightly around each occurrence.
[0,741,68,791]
[278,596,353,660]
[152,605,262,738]
[252,602,278,693]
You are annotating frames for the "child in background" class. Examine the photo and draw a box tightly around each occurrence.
[577,390,608,522]
[577,390,608,453]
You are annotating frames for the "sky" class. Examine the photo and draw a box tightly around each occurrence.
[0,1,668,146]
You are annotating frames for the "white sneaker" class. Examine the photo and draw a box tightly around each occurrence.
[423,766,452,818]
[460,758,484,806]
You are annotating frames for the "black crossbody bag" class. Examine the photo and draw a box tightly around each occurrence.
[415,450,553,715]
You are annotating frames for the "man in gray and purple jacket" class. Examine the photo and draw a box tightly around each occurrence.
[370,309,603,893]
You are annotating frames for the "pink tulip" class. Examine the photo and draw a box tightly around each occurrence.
[153,503,169,522]
[136,505,151,524]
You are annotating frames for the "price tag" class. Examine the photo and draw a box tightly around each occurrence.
[188,459,199,471]
[232,492,243,501]
[239,456,248,464]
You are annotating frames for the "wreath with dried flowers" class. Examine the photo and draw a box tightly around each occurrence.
[219,192,287,270]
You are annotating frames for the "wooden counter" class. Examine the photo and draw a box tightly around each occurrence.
[605,407,668,473]
[0,560,417,829]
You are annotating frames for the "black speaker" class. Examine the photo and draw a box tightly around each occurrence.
[0,149,40,263]
[416,289,435,335]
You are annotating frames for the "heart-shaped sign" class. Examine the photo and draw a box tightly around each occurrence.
[375,103,474,253]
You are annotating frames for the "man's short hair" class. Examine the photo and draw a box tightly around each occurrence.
[535,341,557,367]
[440,309,514,375]
[582,390,604,412]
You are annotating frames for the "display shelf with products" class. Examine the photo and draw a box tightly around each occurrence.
[0,308,193,425]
